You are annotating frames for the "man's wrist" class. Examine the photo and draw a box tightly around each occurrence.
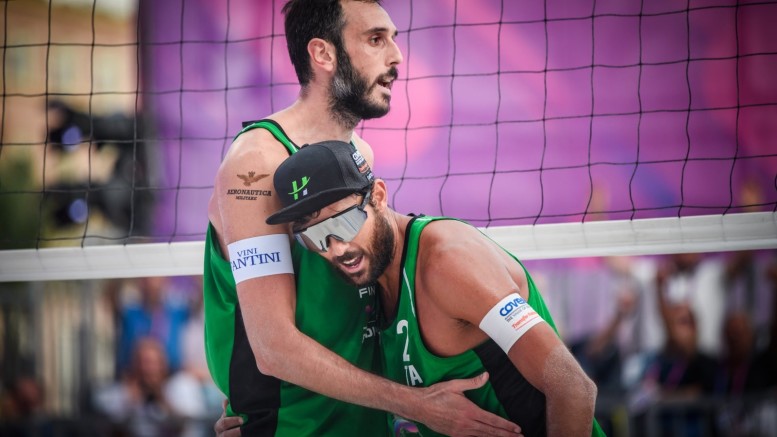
[381,381,424,421]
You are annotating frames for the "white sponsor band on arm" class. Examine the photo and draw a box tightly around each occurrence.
[478,292,544,353]
[228,234,294,284]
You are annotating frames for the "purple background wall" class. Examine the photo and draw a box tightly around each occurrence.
[143,0,777,241]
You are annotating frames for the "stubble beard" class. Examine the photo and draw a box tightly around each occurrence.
[335,211,395,288]
[329,49,393,130]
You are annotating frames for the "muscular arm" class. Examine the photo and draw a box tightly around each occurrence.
[420,222,597,437]
[210,133,520,436]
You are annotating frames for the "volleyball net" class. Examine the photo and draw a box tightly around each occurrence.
[1,0,776,283]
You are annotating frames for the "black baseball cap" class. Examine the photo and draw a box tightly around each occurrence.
[266,140,374,225]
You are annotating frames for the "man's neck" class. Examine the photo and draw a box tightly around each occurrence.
[273,85,360,144]
[272,104,353,145]
[376,212,412,322]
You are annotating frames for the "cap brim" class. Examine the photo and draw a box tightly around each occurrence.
[265,187,364,225]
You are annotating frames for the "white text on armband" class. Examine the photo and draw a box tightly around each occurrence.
[478,293,543,354]
[228,234,293,284]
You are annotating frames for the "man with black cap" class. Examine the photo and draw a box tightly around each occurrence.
[266,140,607,437]
[205,0,523,436]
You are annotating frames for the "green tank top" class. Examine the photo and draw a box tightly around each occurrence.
[203,120,388,436]
[380,216,606,437]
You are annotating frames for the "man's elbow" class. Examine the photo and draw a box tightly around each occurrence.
[254,352,279,377]
[543,346,597,411]
[550,369,596,409]
[576,372,597,411]
[251,337,290,378]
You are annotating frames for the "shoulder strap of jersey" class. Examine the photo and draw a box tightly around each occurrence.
[404,215,452,258]
[401,216,448,295]
[397,215,462,321]
[236,119,298,155]
[236,119,359,156]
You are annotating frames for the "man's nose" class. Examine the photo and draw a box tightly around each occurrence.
[326,236,349,257]
[388,38,403,66]
[326,235,348,258]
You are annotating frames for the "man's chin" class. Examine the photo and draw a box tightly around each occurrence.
[335,267,369,287]
[362,88,391,116]
[350,272,373,288]
[349,278,373,288]
[360,102,390,120]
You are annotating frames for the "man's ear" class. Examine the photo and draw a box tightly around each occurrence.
[308,38,336,74]
[371,179,389,211]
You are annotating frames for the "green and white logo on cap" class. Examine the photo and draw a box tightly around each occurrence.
[289,176,310,201]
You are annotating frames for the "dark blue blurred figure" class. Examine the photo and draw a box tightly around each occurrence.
[117,277,190,376]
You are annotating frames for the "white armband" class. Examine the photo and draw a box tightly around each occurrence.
[228,234,294,284]
[478,293,543,353]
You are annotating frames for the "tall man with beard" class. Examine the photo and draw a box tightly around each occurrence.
[204,1,523,436]
[265,140,607,437]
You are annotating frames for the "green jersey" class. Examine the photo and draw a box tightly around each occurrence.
[379,216,606,437]
[203,120,388,436]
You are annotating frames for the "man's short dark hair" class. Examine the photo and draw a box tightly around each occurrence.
[282,0,382,87]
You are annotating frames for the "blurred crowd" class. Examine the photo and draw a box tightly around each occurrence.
[0,275,223,437]
[1,250,776,437]
[543,250,777,436]
[90,276,223,437]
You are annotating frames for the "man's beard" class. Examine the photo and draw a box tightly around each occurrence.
[334,211,395,288]
[329,49,396,129]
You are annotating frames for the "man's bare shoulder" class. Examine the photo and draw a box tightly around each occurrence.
[220,127,291,173]
[416,220,490,289]
[419,220,483,260]
[210,125,293,243]
[417,219,524,319]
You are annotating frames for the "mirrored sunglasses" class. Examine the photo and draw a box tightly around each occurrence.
[293,192,371,252]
